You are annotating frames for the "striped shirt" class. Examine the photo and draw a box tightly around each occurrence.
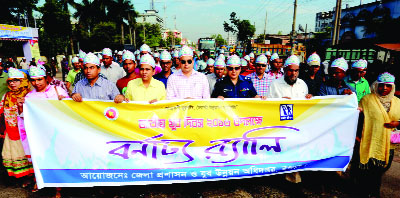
[166,69,210,100]
[73,77,120,100]
[246,72,268,96]
[266,71,284,89]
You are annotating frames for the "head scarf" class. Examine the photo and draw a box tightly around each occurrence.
[5,71,30,108]
[244,55,250,62]
[240,58,248,67]
[372,72,396,112]
[84,53,101,66]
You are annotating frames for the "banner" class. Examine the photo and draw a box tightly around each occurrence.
[24,95,359,188]
[0,24,37,40]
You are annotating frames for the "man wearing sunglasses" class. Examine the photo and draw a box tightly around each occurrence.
[166,46,210,99]
[267,55,312,99]
[246,54,269,97]
[154,50,174,88]
[344,59,370,102]
[212,55,260,99]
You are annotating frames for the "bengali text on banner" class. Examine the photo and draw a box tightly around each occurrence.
[24,95,359,188]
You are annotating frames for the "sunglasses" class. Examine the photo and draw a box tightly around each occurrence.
[227,66,241,71]
[180,60,193,64]
[255,64,266,67]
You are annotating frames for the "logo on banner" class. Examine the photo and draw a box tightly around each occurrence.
[104,107,119,121]
[280,104,293,120]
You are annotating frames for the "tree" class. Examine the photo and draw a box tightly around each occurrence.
[223,12,255,52]
[277,31,283,35]
[39,0,71,57]
[135,23,163,47]
[107,0,136,45]
[90,21,120,51]
[211,34,227,46]
[165,31,181,47]
[0,0,38,25]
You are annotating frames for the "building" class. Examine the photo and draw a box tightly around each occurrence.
[227,34,237,46]
[339,0,400,41]
[136,10,164,28]
[315,0,400,42]
[315,11,334,32]
[162,29,182,40]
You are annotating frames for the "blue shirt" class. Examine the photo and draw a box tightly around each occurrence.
[318,80,352,96]
[73,77,120,100]
[154,71,174,88]
[211,75,257,98]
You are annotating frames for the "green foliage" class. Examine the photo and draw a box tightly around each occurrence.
[277,31,283,35]
[91,21,120,51]
[211,34,227,46]
[135,23,163,47]
[223,12,255,51]
[39,0,71,57]
[0,0,38,25]
[165,31,182,47]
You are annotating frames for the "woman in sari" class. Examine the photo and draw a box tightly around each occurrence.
[17,65,69,196]
[355,72,400,197]
[0,68,33,184]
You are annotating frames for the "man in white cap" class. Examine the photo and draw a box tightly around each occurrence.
[154,52,161,67]
[116,51,123,67]
[66,57,81,91]
[344,59,370,102]
[125,54,166,103]
[318,57,353,96]
[154,50,174,87]
[167,46,210,99]
[247,54,269,97]
[72,53,124,103]
[171,50,180,73]
[267,55,312,99]
[116,51,139,93]
[204,58,215,75]
[265,53,284,93]
[212,55,261,99]
[139,44,151,55]
[207,58,225,94]
[100,48,126,84]
[20,58,28,70]
[61,55,69,82]
[299,53,325,96]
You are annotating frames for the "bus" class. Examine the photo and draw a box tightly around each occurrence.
[198,38,216,56]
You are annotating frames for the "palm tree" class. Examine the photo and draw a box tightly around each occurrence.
[107,0,136,45]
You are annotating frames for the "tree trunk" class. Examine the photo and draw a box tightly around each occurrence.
[121,23,125,45]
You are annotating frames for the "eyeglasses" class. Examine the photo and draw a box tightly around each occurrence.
[160,61,172,65]
[227,66,241,71]
[255,64,266,67]
[8,79,21,83]
[180,60,193,64]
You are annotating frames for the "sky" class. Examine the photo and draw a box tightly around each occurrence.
[37,0,376,43]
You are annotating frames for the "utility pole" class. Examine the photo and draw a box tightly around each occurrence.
[290,0,298,54]
[172,15,176,47]
[332,0,342,46]
[263,10,267,43]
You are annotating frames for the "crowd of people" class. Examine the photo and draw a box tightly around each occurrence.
[0,43,399,197]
